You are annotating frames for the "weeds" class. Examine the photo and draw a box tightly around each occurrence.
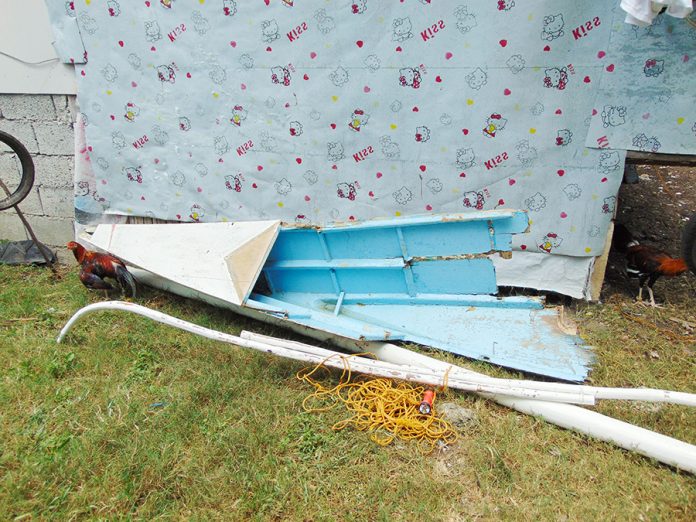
[48,351,76,379]
[0,264,694,520]
[127,348,161,383]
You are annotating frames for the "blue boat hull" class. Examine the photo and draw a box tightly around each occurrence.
[247,211,594,381]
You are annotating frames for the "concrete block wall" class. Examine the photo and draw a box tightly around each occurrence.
[0,94,76,260]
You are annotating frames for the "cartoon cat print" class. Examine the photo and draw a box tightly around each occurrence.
[456,148,476,169]
[262,20,280,42]
[466,68,487,90]
[601,106,626,127]
[541,14,564,40]
[454,5,477,34]
[145,20,161,42]
[393,17,413,41]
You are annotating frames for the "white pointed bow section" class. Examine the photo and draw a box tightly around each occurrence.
[87,221,280,306]
[57,301,696,474]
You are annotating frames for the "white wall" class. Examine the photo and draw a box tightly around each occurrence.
[0,0,77,94]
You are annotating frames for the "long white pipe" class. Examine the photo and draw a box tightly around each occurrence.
[57,302,696,472]
[242,332,696,408]
[56,302,598,404]
[313,336,696,474]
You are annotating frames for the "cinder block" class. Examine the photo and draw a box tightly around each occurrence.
[21,215,74,247]
[4,186,44,216]
[67,96,78,123]
[52,95,68,111]
[0,153,22,187]
[53,95,76,124]
[0,212,29,241]
[0,94,57,121]
[0,121,39,154]
[33,155,75,188]
[34,121,74,155]
[37,187,73,218]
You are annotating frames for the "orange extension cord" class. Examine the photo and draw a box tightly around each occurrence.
[297,354,459,453]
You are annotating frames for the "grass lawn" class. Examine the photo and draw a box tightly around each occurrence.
[0,264,694,521]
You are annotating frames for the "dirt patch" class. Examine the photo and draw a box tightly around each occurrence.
[603,164,696,304]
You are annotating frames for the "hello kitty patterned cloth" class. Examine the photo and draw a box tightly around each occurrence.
[44,1,87,63]
[56,0,629,258]
[586,9,696,153]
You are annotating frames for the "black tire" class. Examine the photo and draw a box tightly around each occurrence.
[682,213,696,276]
[0,130,35,211]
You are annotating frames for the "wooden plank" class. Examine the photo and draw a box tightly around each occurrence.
[626,151,696,167]
[589,221,614,302]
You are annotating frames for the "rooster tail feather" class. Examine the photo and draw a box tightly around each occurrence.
[115,265,137,297]
[658,257,688,276]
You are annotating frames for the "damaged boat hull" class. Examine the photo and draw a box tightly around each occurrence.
[85,211,594,381]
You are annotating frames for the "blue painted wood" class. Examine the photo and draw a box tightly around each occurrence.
[248,292,593,382]
[264,258,405,269]
[410,259,497,294]
[249,293,404,340]
[315,294,545,309]
[268,211,529,262]
[264,258,498,296]
[492,211,530,251]
[265,211,528,298]
[400,220,492,256]
[249,210,595,380]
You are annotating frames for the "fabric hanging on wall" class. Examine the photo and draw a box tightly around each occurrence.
[586,11,696,153]
[66,0,627,258]
[44,0,87,64]
[74,114,112,219]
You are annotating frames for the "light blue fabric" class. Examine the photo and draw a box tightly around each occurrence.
[44,0,86,64]
[58,0,633,257]
[586,11,696,154]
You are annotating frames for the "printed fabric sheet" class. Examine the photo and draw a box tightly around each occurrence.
[586,10,696,154]
[44,0,87,63]
[61,0,632,258]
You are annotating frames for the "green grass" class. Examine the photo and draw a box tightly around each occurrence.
[0,265,694,521]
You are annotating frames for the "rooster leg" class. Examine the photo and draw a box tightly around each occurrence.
[636,286,644,304]
[647,286,663,308]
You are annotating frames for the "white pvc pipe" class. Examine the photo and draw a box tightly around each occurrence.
[56,302,595,404]
[320,337,696,474]
[123,266,696,403]
[56,301,696,473]
[242,332,696,407]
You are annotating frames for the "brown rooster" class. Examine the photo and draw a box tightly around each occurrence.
[66,241,137,298]
[613,223,688,307]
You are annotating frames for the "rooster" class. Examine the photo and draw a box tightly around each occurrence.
[612,223,688,307]
[66,241,137,298]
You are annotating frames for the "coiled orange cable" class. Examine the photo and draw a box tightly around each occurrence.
[297,354,459,452]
